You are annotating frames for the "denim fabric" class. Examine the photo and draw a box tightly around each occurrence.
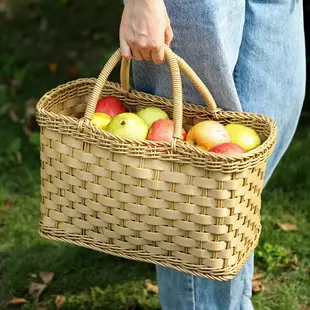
[131,0,306,309]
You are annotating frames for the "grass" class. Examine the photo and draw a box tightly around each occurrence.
[0,1,310,309]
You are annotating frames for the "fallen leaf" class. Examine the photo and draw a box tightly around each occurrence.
[0,200,13,212]
[145,280,158,294]
[23,126,32,137]
[55,295,66,309]
[29,282,47,300]
[279,276,289,283]
[252,279,264,293]
[293,254,299,266]
[253,272,265,281]
[9,109,19,122]
[0,102,10,116]
[279,254,299,270]
[49,63,58,74]
[8,297,27,305]
[16,151,23,165]
[40,272,54,284]
[277,222,298,232]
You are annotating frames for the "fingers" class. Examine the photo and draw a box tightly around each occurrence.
[151,44,165,64]
[124,39,164,63]
[165,25,174,47]
[120,39,132,61]
[120,31,172,64]
[134,40,153,60]
[131,44,144,61]
[139,46,153,61]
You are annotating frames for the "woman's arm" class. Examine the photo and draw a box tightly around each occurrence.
[119,0,173,64]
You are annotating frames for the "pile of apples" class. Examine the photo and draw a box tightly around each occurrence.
[86,96,262,155]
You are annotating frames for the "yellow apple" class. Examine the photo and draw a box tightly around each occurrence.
[137,107,169,128]
[90,113,111,130]
[225,124,261,151]
[106,112,148,140]
[186,120,231,150]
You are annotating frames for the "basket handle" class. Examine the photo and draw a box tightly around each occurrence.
[120,51,219,113]
[85,46,185,139]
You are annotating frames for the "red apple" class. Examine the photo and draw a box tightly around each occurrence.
[209,142,246,155]
[186,120,231,150]
[95,96,126,118]
[147,119,186,143]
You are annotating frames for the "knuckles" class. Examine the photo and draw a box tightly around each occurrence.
[129,39,163,53]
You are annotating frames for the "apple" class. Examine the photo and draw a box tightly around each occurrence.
[186,120,231,150]
[106,112,148,140]
[209,142,246,155]
[147,119,186,143]
[225,124,261,152]
[90,113,111,130]
[95,96,126,117]
[137,107,169,128]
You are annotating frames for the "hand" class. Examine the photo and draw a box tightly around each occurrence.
[120,0,173,64]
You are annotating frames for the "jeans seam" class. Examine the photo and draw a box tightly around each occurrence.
[191,275,196,310]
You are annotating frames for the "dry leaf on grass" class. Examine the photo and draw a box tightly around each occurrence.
[292,254,299,266]
[252,272,265,281]
[0,200,13,212]
[29,282,47,300]
[277,222,298,232]
[252,272,265,293]
[279,254,300,270]
[16,151,23,165]
[55,295,66,309]
[279,276,289,283]
[40,272,54,284]
[145,280,158,294]
[8,297,27,305]
[9,109,19,122]
[252,279,264,293]
[49,63,58,74]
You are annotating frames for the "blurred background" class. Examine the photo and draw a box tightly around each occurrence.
[0,1,309,309]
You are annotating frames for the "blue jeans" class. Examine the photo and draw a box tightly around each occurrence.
[132,0,306,309]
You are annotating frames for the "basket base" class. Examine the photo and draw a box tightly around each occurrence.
[38,224,261,281]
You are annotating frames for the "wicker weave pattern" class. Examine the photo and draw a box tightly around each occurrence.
[36,48,277,280]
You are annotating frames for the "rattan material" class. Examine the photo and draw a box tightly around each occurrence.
[36,47,277,281]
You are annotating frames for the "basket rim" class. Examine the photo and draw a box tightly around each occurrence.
[36,78,278,164]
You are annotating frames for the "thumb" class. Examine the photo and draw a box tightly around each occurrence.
[120,39,132,60]
[165,25,174,47]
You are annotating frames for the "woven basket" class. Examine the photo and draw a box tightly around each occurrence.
[36,47,277,281]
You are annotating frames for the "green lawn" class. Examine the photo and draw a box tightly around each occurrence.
[0,1,310,309]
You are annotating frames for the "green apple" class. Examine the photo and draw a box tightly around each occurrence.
[225,123,261,151]
[106,113,148,140]
[137,107,169,128]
